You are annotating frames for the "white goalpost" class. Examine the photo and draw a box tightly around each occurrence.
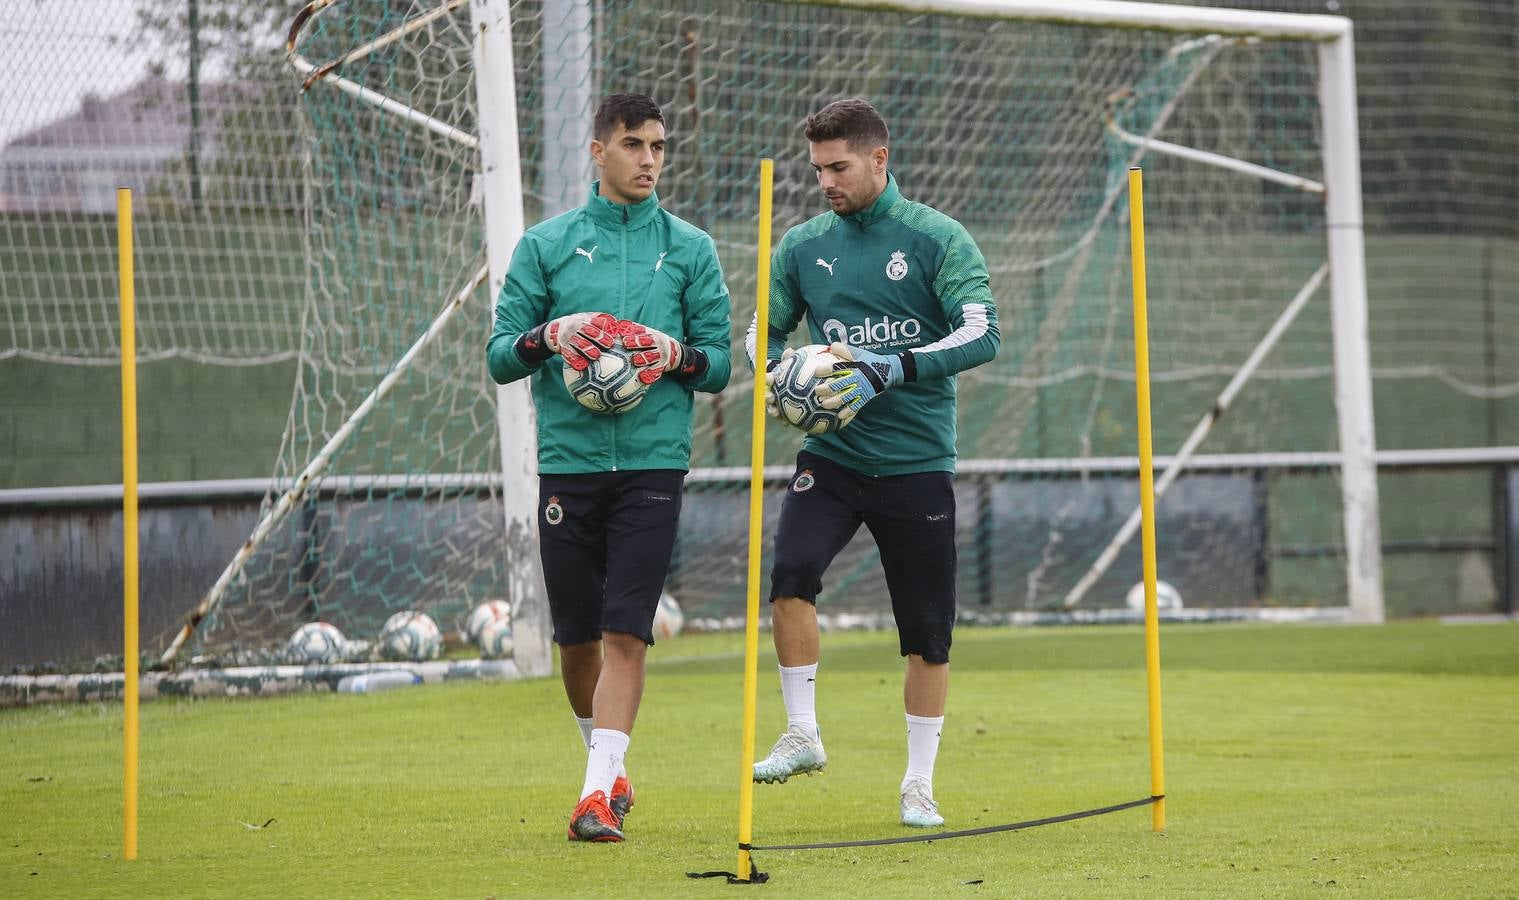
[468,0,548,678]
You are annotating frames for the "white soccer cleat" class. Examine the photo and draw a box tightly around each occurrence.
[899,777,945,828]
[752,727,827,783]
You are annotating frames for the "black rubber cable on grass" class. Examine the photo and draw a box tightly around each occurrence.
[687,795,1160,882]
[686,868,770,884]
[749,794,1161,851]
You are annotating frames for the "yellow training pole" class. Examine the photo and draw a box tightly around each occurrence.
[118,187,140,860]
[1127,168,1166,833]
[736,158,774,883]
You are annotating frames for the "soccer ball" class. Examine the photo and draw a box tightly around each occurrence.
[378,610,443,662]
[562,344,649,415]
[463,599,511,643]
[1125,579,1184,612]
[771,344,846,435]
[478,616,514,660]
[652,592,685,640]
[286,621,346,665]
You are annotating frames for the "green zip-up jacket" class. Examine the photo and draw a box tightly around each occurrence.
[487,183,732,474]
[747,174,1000,476]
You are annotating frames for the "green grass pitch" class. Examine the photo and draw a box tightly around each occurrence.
[2,621,1515,898]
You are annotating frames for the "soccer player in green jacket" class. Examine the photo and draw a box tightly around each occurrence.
[745,98,1000,828]
[486,93,731,843]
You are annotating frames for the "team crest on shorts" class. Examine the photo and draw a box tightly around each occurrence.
[544,496,564,525]
[885,249,909,282]
[792,470,815,493]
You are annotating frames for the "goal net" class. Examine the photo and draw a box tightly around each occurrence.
[156,0,1378,668]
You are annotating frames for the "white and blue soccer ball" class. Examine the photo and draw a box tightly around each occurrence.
[463,599,511,643]
[286,621,347,665]
[652,592,685,641]
[563,344,649,415]
[771,344,846,435]
[378,610,443,662]
[477,616,514,660]
[1125,579,1184,612]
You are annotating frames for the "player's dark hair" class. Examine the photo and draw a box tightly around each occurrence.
[804,98,890,153]
[593,93,665,142]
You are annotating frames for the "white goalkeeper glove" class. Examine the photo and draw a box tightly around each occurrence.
[814,342,909,428]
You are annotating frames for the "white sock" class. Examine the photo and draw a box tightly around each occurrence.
[580,728,630,801]
[902,714,944,791]
[779,663,819,739]
[576,715,628,780]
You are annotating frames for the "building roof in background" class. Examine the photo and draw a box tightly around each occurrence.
[5,75,251,155]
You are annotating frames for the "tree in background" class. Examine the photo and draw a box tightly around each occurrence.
[130,0,302,211]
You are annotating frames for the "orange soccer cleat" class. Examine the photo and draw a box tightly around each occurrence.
[567,790,625,843]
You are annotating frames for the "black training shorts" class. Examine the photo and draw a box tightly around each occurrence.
[538,469,685,646]
[769,450,957,663]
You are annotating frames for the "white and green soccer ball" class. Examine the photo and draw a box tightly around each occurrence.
[652,592,685,641]
[562,344,649,415]
[378,610,443,662]
[771,344,846,435]
[477,616,514,660]
[286,621,347,665]
[463,599,511,643]
[1125,580,1184,612]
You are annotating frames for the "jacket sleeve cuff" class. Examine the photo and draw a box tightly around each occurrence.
[897,350,918,383]
[514,323,554,366]
[671,343,710,384]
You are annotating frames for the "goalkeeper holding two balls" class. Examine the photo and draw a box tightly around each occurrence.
[486,93,731,842]
[746,98,1000,828]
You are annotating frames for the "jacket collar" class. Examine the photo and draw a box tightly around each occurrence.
[586,180,662,228]
[840,172,903,228]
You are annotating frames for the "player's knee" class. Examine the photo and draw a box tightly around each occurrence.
[602,629,649,660]
[771,594,817,628]
[558,639,601,668]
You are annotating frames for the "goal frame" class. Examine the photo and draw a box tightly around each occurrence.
[474,0,1381,622]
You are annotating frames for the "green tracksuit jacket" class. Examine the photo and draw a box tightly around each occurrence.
[748,174,1000,476]
[487,183,732,474]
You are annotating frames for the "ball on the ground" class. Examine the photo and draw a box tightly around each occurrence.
[378,610,443,661]
[1125,579,1184,611]
[286,621,347,665]
[477,616,514,660]
[653,592,685,640]
[772,344,846,435]
[463,599,511,643]
[562,344,649,415]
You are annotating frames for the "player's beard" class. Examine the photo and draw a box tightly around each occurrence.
[827,186,871,215]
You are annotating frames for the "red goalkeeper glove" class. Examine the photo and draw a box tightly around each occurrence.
[618,319,708,385]
[544,312,619,371]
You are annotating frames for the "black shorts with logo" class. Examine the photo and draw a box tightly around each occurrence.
[538,469,685,646]
[770,450,957,663]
